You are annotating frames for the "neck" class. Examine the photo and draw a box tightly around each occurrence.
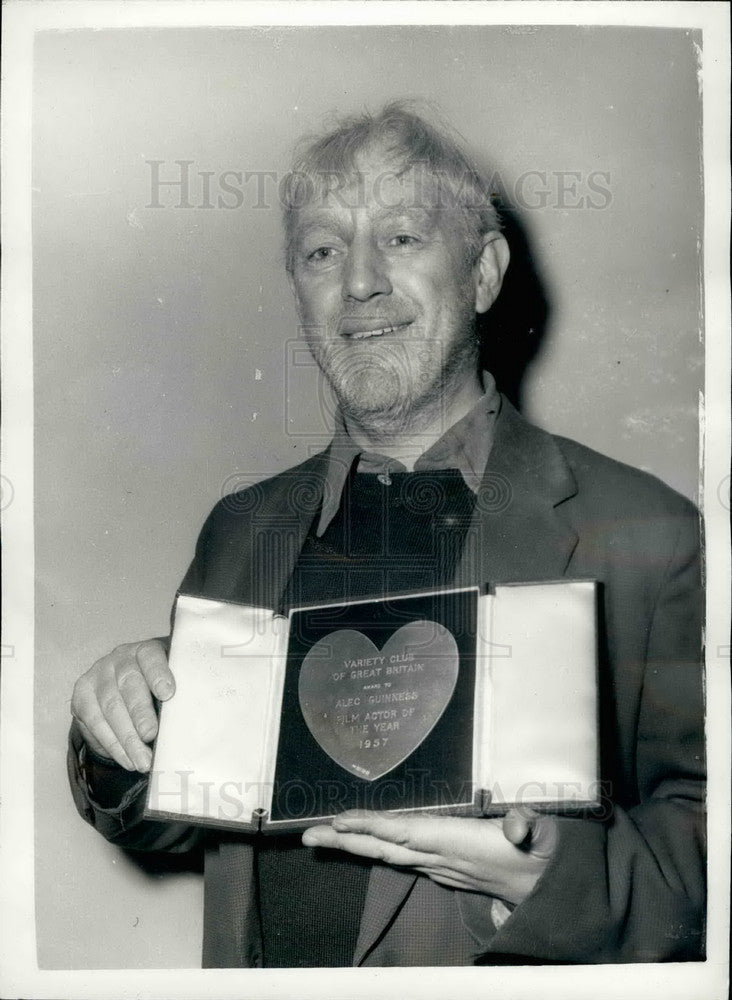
[342,372,484,471]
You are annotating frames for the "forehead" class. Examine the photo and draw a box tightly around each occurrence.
[289,164,452,238]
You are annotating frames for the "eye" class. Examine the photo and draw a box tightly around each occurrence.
[307,246,338,262]
[388,234,421,248]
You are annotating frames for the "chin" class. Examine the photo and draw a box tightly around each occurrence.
[313,336,474,427]
[332,366,446,431]
[333,369,407,418]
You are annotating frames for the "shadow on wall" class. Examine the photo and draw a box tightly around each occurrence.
[479,203,551,411]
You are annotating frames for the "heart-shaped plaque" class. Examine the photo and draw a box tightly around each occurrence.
[298,620,459,781]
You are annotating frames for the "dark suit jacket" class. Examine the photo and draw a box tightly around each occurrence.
[68,399,705,966]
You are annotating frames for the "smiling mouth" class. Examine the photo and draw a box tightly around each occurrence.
[342,322,413,340]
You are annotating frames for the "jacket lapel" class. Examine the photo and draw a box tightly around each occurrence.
[353,865,419,966]
[243,451,331,611]
[453,398,579,588]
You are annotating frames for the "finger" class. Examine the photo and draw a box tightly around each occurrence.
[332,810,502,859]
[136,640,175,701]
[302,824,333,846]
[72,677,136,770]
[302,825,437,867]
[96,688,153,772]
[331,810,414,844]
[76,707,136,770]
[76,718,113,760]
[413,868,474,891]
[117,666,160,743]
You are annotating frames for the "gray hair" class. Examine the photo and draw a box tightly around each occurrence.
[282,101,501,271]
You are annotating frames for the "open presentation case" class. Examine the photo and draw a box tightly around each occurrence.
[145,581,600,833]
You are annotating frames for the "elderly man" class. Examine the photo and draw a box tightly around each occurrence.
[68,104,704,967]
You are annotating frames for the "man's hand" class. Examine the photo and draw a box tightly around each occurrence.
[302,808,558,906]
[70,639,174,772]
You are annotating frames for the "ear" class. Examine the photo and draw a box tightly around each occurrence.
[474,232,510,314]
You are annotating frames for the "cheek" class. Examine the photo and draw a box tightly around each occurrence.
[401,270,471,327]
[401,249,473,302]
[293,275,340,323]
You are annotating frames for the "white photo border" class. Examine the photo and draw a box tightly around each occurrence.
[1,2,729,998]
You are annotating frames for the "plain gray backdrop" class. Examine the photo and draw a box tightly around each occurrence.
[33,25,702,968]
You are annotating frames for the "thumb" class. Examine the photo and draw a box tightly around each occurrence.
[502,807,558,859]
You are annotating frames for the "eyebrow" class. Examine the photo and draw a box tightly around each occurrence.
[292,205,437,240]
[292,211,346,233]
[371,205,436,226]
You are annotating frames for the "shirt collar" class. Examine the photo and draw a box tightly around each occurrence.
[316,372,502,536]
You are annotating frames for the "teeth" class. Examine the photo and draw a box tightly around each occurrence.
[351,326,391,340]
[348,323,409,340]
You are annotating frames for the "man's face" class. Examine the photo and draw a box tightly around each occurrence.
[287,146,506,429]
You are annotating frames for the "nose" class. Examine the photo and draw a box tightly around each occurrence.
[342,235,392,302]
